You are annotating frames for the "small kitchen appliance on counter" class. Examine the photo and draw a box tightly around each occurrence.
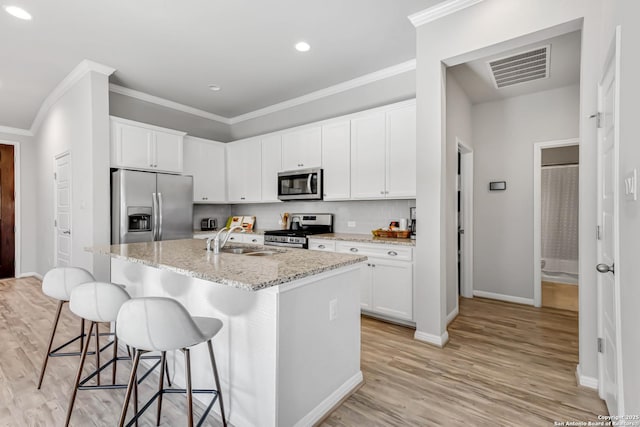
[264,213,333,249]
[200,218,217,231]
[410,207,416,239]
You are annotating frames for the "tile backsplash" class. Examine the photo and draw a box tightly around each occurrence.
[230,199,416,233]
[192,204,231,231]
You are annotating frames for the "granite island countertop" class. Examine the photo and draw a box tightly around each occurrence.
[311,233,416,247]
[90,239,367,291]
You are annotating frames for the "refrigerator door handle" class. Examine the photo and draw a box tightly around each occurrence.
[157,192,163,241]
[152,192,158,241]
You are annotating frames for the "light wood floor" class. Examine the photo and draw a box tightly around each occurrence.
[542,281,579,312]
[1,278,605,427]
[323,297,606,426]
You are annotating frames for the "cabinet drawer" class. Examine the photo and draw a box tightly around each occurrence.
[245,234,264,245]
[335,242,412,261]
[308,239,336,252]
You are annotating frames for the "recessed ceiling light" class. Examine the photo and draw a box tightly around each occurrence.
[208,84,221,92]
[3,5,32,20]
[295,42,311,52]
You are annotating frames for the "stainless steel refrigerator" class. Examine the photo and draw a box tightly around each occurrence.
[112,170,193,244]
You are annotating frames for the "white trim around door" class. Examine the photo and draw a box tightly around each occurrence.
[532,138,580,308]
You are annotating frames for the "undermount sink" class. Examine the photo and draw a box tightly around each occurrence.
[220,247,253,254]
[244,251,277,256]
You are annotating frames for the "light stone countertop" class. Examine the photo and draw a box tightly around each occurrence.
[90,239,367,292]
[310,233,416,247]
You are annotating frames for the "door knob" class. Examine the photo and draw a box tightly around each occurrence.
[63,230,71,235]
[596,263,615,274]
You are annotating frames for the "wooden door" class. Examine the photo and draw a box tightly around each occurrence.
[597,26,623,414]
[0,144,15,278]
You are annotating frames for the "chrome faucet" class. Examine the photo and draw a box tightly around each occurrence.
[207,226,245,254]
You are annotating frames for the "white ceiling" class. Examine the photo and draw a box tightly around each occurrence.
[0,0,441,130]
[448,30,582,104]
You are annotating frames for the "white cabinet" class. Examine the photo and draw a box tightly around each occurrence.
[281,127,322,171]
[312,240,414,322]
[350,113,387,199]
[386,105,417,198]
[228,233,264,245]
[110,117,185,173]
[226,139,262,203]
[183,136,226,203]
[261,135,282,202]
[321,121,351,200]
[350,104,416,199]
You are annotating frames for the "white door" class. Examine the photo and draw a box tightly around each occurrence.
[261,135,282,202]
[351,113,386,199]
[54,153,72,267]
[386,105,417,198]
[597,27,623,415]
[114,122,153,169]
[281,127,321,170]
[153,131,183,173]
[371,259,413,320]
[321,121,351,200]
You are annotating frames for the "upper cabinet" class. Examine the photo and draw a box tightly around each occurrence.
[321,121,351,200]
[350,104,416,199]
[183,136,226,203]
[226,138,262,203]
[281,127,322,171]
[261,135,282,202]
[386,105,417,198]
[111,117,185,173]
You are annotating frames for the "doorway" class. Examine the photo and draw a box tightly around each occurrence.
[0,144,15,278]
[457,140,473,300]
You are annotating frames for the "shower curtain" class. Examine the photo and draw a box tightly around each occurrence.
[541,165,579,275]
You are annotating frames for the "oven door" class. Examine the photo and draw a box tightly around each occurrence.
[278,168,323,201]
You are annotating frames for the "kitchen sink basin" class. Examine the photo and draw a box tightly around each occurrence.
[244,251,277,256]
[220,247,253,254]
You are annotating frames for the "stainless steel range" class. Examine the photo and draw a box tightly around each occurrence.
[263,213,333,249]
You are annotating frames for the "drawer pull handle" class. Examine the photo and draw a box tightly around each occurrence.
[350,248,358,253]
[318,245,325,249]
[252,239,258,243]
[388,251,398,256]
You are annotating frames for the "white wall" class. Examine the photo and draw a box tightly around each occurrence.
[445,72,473,316]
[472,85,579,300]
[599,0,640,415]
[414,0,602,377]
[35,71,111,280]
[0,132,37,275]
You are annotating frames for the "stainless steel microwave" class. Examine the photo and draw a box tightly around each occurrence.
[278,168,323,201]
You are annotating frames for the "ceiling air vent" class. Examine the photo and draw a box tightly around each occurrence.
[488,45,550,89]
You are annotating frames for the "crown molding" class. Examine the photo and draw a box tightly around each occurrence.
[408,0,484,27]
[229,59,416,124]
[109,84,232,125]
[30,59,116,134]
[0,125,33,137]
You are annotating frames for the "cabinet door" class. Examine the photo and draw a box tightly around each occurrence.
[184,138,226,202]
[226,139,262,202]
[245,234,264,245]
[321,121,351,200]
[386,105,416,198]
[261,135,282,202]
[371,259,413,320]
[113,122,153,169]
[281,127,321,170]
[154,131,184,173]
[351,113,386,199]
[360,264,373,311]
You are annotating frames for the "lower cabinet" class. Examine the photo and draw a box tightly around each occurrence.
[309,239,414,322]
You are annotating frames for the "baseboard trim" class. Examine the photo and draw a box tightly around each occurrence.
[473,290,534,306]
[576,365,598,390]
[293,371,363,427]
[17,272,43,280]
[414,330,449,347]
[446,306,459,325]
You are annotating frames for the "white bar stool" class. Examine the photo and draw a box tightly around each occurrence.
[64,281,131,426]
[116,297,227,427]
[37,267,95,389]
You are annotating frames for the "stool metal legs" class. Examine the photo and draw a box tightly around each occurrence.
[64,322,95,426]
[119,349,142,427]
[156,352,166,426]
[207,340,227,427]
[37,300,64,389]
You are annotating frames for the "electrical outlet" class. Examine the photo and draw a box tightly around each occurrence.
[329,298,338,320]
[347,221,356,228]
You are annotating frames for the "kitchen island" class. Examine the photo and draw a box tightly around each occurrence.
[91,239,367,427]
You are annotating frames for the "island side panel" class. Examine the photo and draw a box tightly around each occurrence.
[276,264,364,427]
[111,257,278,427]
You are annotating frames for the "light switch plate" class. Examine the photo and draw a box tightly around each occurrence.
[347,221,356,228]
[624,168,637,201]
